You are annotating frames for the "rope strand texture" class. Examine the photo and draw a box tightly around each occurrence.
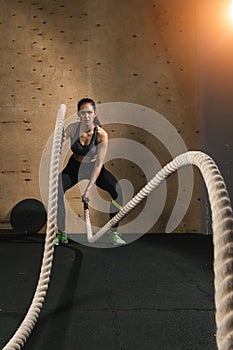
[85,150,233,350]
[2,104,66,350]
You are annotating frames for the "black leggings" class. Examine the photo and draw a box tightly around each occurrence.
[57,156,122,232]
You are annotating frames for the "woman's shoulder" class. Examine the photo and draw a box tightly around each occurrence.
[96,125,108,141]
[66,122,79,136]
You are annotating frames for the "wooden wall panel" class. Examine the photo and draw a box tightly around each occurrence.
[0,0,199,233]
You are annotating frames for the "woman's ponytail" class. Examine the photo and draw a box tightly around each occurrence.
[94,116,101,127]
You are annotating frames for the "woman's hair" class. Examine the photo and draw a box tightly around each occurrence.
[77,98,101,126]
[77,98,96,112]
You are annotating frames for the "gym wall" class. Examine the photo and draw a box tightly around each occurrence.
[0,0,199,233]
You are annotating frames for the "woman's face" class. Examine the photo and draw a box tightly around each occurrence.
[78,103,96,126]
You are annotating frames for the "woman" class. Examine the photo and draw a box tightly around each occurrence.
[55,98,126,246]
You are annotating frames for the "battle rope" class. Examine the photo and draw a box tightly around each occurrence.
[84,151,233,350]
[2,103,233,349]
[2,104,66,350]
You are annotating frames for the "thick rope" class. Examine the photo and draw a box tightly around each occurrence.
[2,104,233,350]
[2,104,66,350]
[84,151,233,350]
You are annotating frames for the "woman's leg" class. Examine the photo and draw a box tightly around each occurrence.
[57,157,80,232]
[95,165,123,229]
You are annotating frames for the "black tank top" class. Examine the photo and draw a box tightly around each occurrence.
[71,124,98,157]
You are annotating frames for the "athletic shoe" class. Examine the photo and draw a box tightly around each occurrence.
[110,232,126,246]
[54,232,69,245]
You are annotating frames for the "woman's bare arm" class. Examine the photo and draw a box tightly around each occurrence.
[63,123,77,142]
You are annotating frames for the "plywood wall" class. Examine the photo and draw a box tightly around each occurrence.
[0,0,199,233]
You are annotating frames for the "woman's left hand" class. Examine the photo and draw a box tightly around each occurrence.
[82,189,91,203]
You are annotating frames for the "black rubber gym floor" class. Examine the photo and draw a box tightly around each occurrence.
[0,233,217,350]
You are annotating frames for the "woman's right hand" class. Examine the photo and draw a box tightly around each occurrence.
[62,131,67,143]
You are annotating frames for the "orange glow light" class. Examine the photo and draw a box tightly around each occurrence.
[231,0,233,20]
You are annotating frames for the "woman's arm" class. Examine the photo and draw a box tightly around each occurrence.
[60,123,77,152]
[82,128,108,202]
